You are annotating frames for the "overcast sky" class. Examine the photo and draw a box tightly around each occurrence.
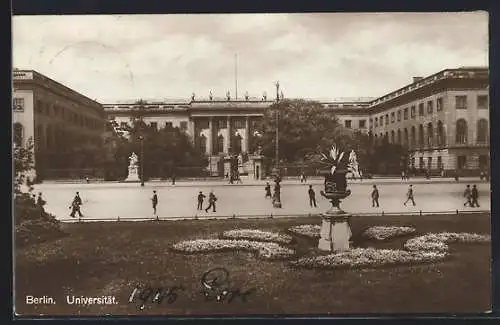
[13,12,488,103]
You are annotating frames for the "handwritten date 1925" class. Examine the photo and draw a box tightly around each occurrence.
[129,285,185,310]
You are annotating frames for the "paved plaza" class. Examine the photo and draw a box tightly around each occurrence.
[34,178,491,221]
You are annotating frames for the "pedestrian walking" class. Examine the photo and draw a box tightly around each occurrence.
[403,185,416,206]
[197,191,205,210]
[265,182,272,198]
[371,185,380,207]
[171,173,176,185]
[463,185,472,207]
[401,171,405,181]
[300,173,305,183]
[151,190,158,215]
[205,191,217,212]
[470,184,480,207]
[69,192,83,218]
[308,185,317,208]
[85,176,90,184]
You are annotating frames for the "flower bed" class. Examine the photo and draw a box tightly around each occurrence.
[172,239,295,260]
[363,226,416,241]
[290,248,448,269]
[288,225,321,238]
[404,232,490,253]
[221,229,293,244]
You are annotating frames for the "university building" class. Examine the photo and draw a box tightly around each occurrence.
[12,66,489,180]
[13,69,106,180]
[103,66,489,177]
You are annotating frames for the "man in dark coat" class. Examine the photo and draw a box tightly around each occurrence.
[471,184,480,207]
[371,185,380,207]
[308,185,317,208]
[152,190,158,215]
[205,191,217,213]
[197,191,206,210]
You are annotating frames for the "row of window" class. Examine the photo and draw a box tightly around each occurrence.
[197,133,244,154]
[344,119,366,129]
[371,95,488,128]
[409,155,488,170]
[373,118,489,147]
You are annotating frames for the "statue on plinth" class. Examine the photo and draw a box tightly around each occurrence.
[124,152,140,182]
[348,149,361,179]
[318,144,353,252]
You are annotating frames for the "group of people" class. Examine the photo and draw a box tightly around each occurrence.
[370,184,481,208]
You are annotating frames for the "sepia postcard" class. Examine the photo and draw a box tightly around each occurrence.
[12,12,492,317]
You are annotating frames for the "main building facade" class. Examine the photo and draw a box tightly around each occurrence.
[103,67,489,176]
[12,67,489,180]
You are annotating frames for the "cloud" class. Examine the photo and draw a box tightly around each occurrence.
[12,12,488,102]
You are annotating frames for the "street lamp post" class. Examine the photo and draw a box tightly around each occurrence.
[272,81,282,208]
[139,135,144,187]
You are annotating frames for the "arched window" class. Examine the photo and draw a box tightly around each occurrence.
[391,130,395,143]
[13,123,23,146]
[455,119,468,144]
[427,122,433,146]
[404,128,409,147]
[199,135,207,154]
[436,121,445,146]
[477,119,489,144]
[217,135,224,153]
[384,132,389,143]
[418,124,424,146]
[397,129,401,144]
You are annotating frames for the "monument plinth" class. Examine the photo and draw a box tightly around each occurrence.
[317,145,355,252]
[125,152,141,182]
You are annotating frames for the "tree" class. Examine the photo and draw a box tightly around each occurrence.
[370,142,410,174]
[252,99,358,164]
[14,137,35,194]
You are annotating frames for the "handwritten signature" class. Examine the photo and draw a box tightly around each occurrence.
[128,267,255,309]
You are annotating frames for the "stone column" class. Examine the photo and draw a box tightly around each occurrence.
[225,116,232,154]
[208,117,214,155]
[188,119,195,144]
[245,116,250,153]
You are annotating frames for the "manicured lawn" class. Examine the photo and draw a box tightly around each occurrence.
[15,213,491,316]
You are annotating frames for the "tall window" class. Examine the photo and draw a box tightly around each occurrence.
[359,120,366,128]
[418,103,425,116]
[234,119,245,129]
[455,96,467,110]
[217,135,224,153]
[411,106,416,118]
[397,110,401,121]
[13,123,23,146]
[477,119,489,143]
[477,95,488,109]
[427,122,433,146]
[150,122,158,130]
[380,116,383,125]
[404,128,409,147]
[437,97,443,111]
[345,120,352,128]
[437,156,442,170]
[455,119,468,144]
[180,121,188,131]
[391,112,395,123]
[419,157,424,169]
[418,124,424,146]
[385,114,389,125]
[427,101,433,114]
[13,98,25,111]
[457,156,467,169]
[397,129,401,144]
[411,126,416,146]
[437,121,445,146]
[218,119,227,129]
[391,130,395,143]
[427,157,432,170]
[374,117,378,127]
[199,135,207,154]
[404,107,409,120]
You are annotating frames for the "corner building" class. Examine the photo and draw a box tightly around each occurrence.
[13,70,106,180]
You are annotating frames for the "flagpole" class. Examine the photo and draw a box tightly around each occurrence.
[234,53,238,100]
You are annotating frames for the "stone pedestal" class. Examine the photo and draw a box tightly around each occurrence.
[125,166,140,182]
[318,213,352,252]
[223,156,232,178]
[318,187,352,252]
[248,154,264,180]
